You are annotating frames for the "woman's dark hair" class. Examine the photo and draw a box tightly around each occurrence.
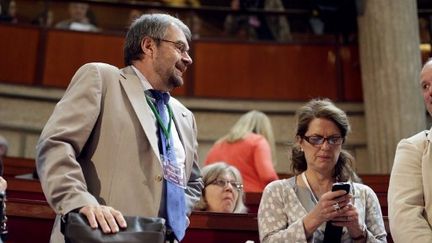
[291,98,361,182]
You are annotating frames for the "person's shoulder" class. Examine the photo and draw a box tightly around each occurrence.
[78,62,120,73]
[264,177,294,192]
[245,133,266,143]
[71,63,121,86]
[398,129,429,149]
[406,130,429,142]
[352,182,376,195]
[66,63,121,90]
[261,178,297,203]
[55,20,71,29]
[352,182,368,190]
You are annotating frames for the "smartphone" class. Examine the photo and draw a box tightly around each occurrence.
[324,182,351,243]
[332,182,350,195]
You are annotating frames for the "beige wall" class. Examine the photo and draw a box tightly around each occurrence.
[0,83,370,174]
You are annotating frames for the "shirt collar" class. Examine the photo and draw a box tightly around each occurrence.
[131,65,153,91]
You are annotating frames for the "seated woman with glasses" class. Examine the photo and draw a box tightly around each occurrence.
[258,98,387,243]
[194,162,247,213]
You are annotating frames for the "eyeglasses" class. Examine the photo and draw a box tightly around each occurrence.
[302,135,344,146]
[208,179,243,191]
[157,38,189,54]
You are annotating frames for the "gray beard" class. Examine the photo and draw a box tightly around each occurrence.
[168,75,183,89]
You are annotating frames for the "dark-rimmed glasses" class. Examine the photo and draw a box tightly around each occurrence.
[208,179,243,191]
[156,38,188,54]
[302,135,344,146]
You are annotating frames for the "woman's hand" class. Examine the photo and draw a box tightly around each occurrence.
[331,203,366,240]
[303,190,351,238]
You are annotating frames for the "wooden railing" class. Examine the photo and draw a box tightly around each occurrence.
[0,23,362,101]
[6,188,260,242]
[3,156,259,242]
[2,157,392,242]
[6,197,260,243]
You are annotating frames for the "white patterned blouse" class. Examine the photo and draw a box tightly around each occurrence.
[258,177,387,243]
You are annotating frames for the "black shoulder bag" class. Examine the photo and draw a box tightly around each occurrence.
[62,212,166,243]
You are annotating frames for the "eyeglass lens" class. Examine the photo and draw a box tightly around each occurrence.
[303,135,343,145]
[213,179,243,190]
[159,38,188,54]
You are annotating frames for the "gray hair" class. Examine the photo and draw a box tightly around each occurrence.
[124,13,191,66]
[194,162,247,213]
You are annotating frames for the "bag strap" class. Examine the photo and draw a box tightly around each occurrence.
[60,213,69,235]
[60,209,80,235]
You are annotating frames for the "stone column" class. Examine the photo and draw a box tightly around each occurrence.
[357,0,426,173]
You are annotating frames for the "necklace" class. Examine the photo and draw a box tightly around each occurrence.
[301,172,319,204]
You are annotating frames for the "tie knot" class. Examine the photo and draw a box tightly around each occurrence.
[149,90,170,105]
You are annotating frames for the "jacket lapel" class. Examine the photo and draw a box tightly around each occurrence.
[170,102,193,177]
[119,67,161,164]
[171,105,184,143]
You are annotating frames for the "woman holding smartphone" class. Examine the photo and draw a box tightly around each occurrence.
[258,99,387,243]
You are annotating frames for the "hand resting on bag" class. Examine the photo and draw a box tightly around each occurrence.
[79,205,127,233]
[64,213,166,243]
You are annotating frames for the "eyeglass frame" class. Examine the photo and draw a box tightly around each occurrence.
[301,135,345,146]
[206,179,244,191]
[154,38,189,55]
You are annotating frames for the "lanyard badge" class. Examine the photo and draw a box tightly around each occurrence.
[146,95,186,189]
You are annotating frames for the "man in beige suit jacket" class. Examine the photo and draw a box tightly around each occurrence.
[36,13,203,242]
[388,59,432,242]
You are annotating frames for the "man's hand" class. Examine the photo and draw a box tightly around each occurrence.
[79,205,127,234]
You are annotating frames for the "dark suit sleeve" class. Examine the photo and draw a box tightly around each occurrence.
[184,113,203,215]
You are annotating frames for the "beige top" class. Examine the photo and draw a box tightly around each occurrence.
[388,128,432,242]
[258,177,387,243]
[36,63,203,242]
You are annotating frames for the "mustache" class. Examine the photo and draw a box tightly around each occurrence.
[176,62,187,73]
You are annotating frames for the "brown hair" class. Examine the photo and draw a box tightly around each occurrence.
[291,98,360,182]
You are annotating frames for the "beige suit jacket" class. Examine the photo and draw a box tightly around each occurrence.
[388,128,432,242]
[36,63,203,242]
